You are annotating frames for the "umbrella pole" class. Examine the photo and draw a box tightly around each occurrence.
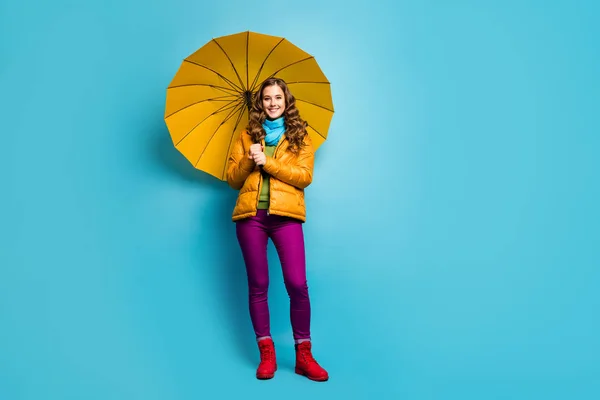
[244,90,253,112]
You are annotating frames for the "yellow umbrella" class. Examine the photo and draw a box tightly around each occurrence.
[164,31,334,181]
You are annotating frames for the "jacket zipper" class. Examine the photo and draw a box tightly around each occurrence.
[256,174,263,214]
[267,136,285,216]
[256,139,265,215]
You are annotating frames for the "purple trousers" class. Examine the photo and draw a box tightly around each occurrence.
[235,210,311,340]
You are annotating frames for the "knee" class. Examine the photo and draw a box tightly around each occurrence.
[249,277,269,295]
[285,279,309,299]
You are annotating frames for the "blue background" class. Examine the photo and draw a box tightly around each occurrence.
[2,0,599,399]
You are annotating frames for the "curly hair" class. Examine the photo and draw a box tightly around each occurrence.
[246,77,308,154]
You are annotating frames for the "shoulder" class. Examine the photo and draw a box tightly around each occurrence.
[301,133,314,151]
[239,129,251,138]
[238,129,253,144]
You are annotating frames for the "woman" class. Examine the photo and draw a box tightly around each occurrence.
[226,77,328,382]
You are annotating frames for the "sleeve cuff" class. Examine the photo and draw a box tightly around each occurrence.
[240,156,255,171]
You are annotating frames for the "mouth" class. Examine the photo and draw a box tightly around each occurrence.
[268,108,280,113]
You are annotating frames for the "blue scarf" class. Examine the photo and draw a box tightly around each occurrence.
[262,117,285,146]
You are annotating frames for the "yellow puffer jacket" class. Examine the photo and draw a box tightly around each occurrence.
[227,129,315,222]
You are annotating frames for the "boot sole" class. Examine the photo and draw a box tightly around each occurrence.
[295,367,329,381]
[256,365,277,380]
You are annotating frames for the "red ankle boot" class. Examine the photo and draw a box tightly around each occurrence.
[256,338,277,379]
[295,341,329,381]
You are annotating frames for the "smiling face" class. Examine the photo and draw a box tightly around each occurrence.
[262,84,286,119]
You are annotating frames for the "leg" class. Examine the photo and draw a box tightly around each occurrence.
[269,216,328,381]
[235,211,271,339]
[269,216,311,341]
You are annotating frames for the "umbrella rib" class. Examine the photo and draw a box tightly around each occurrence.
[308,123,327,140]
[175,99,243,147]
[222,101,249,180]
[296,98,334,113]
[184,60,243,92]
[212,38,247,91]
[249,38,285,92]
[194,99,246,167]
[266,56,314,79]
[165,96,239,119]
[169,83,240,95]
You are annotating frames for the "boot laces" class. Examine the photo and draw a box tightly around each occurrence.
[259,344,274,362]
[299,344,317,364]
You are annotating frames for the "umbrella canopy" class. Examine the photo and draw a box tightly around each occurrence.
[164,31,334,180]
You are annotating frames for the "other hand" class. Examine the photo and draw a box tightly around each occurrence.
[252,151,267,166]
[249,143,263,158]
